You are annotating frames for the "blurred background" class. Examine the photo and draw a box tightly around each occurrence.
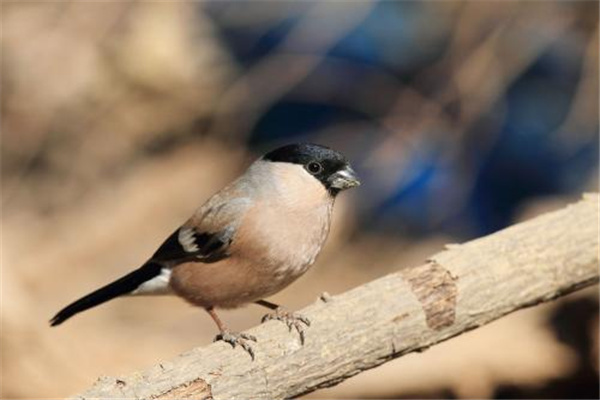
[1,1,598,398]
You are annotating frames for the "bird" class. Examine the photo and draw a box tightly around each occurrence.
[50,143,360,358]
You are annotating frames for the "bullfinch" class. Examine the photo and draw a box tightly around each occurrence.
[50,143,360,358]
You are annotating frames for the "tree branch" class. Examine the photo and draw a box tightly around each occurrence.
[75,194,599,400]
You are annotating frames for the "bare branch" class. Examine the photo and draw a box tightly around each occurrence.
[75,194,599,400]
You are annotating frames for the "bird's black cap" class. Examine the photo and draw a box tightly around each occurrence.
[263,143,347,166]
[263,143,357,195]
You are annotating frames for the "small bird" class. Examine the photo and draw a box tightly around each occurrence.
[50,143,360,358]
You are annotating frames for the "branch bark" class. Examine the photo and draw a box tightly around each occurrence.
[76,194,599,400]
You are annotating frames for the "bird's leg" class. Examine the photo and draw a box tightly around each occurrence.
[205,307,257,360]
[255,299,311,344]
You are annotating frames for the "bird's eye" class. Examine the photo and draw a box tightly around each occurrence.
[306,161,323,174]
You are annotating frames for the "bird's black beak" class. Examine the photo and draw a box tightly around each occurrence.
[329,165,361,190]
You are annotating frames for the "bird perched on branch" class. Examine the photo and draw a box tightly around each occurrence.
[50,143,360,358]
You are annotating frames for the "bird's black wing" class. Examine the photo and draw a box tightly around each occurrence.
[50,197,245,326]
[152,194,250,264]
[151,226,235,264]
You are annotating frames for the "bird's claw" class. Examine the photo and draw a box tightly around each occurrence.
[261,308,311,344]
[214,330,257,360]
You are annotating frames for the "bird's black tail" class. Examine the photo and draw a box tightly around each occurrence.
[50,262,163,326]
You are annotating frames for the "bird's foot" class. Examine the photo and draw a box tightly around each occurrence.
[214,330,257,360]
[261,308,311,344]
